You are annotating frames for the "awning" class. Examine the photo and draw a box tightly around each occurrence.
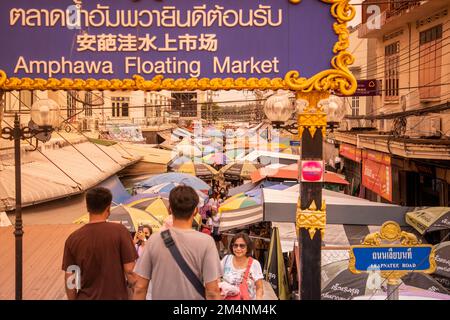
[0,140,141,211]
[263,188,411,226]
[273,222,423,265]
[219,204,263,232]
[406,207,450,235]
[251,163,349,185]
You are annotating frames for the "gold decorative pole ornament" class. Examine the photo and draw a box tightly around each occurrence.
[296,90,329,300]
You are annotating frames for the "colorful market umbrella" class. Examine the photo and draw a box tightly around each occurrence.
[126,195,202,230]
[225,149,247,160]
[219,191,261,213]
[432,241,450,291]
[406,207,450,235]
[140,183,208,205]
[173,162,218,180]
[220,161,264,180]
[321,260,449,300]
[73,204,165,233]
[202,152,230,165]
[138,172,210,191]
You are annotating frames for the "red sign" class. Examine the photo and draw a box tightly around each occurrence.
[301,161,324,182]
[339,143,362,163]
[362,150,392,202]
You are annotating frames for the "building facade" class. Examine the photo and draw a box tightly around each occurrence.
[334,0,450,206]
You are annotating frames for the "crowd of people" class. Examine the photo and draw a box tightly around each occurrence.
[62,186,266,300]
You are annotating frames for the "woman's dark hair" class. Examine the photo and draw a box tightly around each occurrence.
[229,232,254,257]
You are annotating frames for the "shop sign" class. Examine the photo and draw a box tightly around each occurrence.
[339,143,361,163]
[362,150,392,202]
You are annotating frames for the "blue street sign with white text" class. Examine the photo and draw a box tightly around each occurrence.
[351,246,433,272]
[290,140,301,146]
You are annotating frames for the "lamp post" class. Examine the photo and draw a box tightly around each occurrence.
[0,98,60,300]
[264,90,345,300]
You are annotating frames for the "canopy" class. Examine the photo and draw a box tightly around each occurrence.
[264,188,411,226]
[220,161,264,180]
[202,153,230,165]
[405,207,450,235]
[97,175,130,205]
[237,150,299,165]
[321,260,449,300]
[138,173,210,191]
[140,183,207,206]
[173,162,218,180]
[74,204,165,233]
[433,241,450,290]
[251,163,349,185]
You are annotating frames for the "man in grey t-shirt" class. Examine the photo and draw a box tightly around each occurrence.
[133,186,222,300]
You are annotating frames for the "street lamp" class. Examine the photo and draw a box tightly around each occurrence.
[0,98,60,300]
[264,91,344,300]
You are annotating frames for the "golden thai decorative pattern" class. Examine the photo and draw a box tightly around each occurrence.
[0,0,356,93]
[298,113,327,139]
[296,199,326,240]
[362,221,420,246]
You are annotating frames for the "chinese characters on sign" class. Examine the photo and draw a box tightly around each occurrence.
[0,0,335,79]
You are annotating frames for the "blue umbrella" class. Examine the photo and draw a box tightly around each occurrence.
[138,173,210,191]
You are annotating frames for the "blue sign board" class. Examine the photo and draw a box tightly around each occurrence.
[351,246,434,272]
[0,0,335,80]
[290,140,301,146]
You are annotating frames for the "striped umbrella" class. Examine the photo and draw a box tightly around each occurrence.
[141,183,208,205]
[321,260,449,300]
[126,194,203,230]
[202,152,230,165]
[225,149,247,161]
[73,204,166,233]
[220,161,264,180]
[173,162,218,180]
[219,191,262,213]
[138,172,210,191]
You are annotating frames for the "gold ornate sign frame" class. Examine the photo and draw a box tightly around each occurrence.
[0,0,356,95]
[348,221,436,283]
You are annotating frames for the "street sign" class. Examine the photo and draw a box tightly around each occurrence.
[349,221,436,301]
[290,140,301,146]
[0,0,357,94]
[350,246,434,272]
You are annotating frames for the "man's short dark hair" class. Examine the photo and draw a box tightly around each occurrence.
[169,185,199,220]
[86,187,112,214]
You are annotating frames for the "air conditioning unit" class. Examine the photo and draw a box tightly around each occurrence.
[400,94,409,111]
[429,117,442,136]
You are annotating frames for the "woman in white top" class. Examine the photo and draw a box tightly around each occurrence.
[220,233,264,300]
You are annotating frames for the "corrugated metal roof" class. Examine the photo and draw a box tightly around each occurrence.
[0,224,81,300]
[0,141,142,211]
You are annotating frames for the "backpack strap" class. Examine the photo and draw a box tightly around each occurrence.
[161,230,205,299]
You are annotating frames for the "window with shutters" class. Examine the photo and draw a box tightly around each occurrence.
[111,96,130,118]
[419,24,442,100]
[84,92,93,117]
[67,91,77,121]
[351,97,360,116]
[384,41,399,100]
